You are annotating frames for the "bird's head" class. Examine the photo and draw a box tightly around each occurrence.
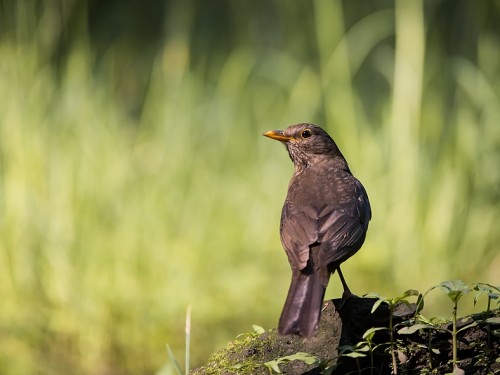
[263,123,347,170]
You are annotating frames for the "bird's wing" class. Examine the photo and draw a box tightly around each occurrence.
[280,175,371,270]
[280,208,318,271]
[317,186,371,266]
[281,179,371,270]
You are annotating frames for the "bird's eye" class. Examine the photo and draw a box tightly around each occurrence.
[301,129,312,138]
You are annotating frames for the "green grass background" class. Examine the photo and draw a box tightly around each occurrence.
[0,1,499,374]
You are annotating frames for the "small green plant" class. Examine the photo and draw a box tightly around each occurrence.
[423,281,477,374]
[397,315,447,370]
[472,283,500,352]
[339,326,387,375]
[368,289,421,374]
[169,282,498,374]
[232,350,317,374]
[240,324,266,337]
[230,326,318,374]
[472,283,500,313]
[338,343,368,374]
[396,281,500,374]
[262,352,317,374]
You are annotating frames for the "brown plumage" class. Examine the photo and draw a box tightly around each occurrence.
[263,124,371,337]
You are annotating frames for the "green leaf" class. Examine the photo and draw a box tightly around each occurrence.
[398,323,435,335]
[264,360,282,373]
[280,354,314,365]
[485,317,500,325]
[429,316,449,325]
[472,283,500,305]
[355,344,371,352]
[425,280,471,302]
[489,293,500,300]
[473,283,500,292]
[362,326,386,340]
[263,352,317,373]
[403,289,420,298]
[282,352,317,365]
[415,293,425,312]
[166,344,184,375]
[343,352,367,358]
[252,325,265,334]
[438,280,471,303]
[371,298,387,313]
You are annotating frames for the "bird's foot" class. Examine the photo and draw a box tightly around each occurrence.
[335,289,358,310]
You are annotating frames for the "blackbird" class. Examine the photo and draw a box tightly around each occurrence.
[263,123,371,337]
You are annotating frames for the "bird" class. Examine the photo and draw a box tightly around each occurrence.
[263,123,371,337]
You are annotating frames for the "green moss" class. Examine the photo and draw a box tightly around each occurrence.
[194,330,274,374]
[192,301,343,374]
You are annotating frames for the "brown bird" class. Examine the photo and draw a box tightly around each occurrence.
[263,123,371,337]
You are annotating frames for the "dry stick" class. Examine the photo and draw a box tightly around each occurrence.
[185,305,192,374]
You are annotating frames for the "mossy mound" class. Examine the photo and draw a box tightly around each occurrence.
[193,296,500,374]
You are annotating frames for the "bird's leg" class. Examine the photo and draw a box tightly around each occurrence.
[336,266,354,310]
[337,267,352,297]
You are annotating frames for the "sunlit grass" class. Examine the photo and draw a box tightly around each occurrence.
[0,1,499,374]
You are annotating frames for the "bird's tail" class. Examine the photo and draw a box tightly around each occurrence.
[278,268,327,337]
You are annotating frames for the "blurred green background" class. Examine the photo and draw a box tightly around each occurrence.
[0,0,499,374]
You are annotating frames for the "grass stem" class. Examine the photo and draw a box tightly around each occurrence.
[452,300,458,372]
[185,305,192,375]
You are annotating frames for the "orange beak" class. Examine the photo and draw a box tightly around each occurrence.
[262,130,292,142]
